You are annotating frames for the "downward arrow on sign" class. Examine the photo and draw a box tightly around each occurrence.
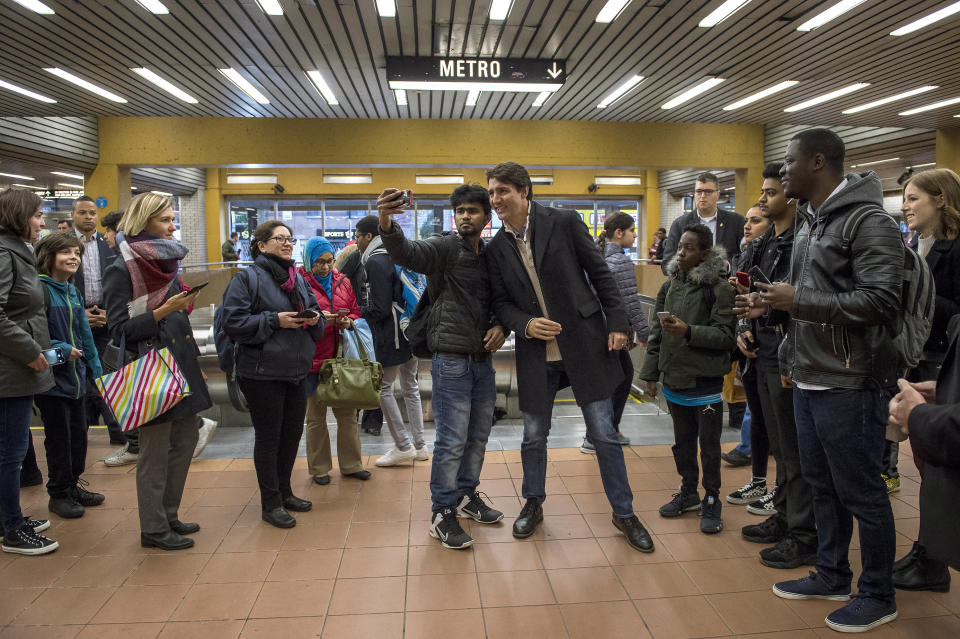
[547,62,563,79]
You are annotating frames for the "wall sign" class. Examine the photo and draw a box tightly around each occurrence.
[387,57,565,92]
[95,196,108,208]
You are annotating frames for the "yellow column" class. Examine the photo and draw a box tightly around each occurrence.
[84,163,130,221]
[643,169,660,255]
[205,168,224,267]
[734,167,762,216]
[936,128,960,172]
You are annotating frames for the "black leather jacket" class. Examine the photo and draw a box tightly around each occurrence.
[779,172,904,389]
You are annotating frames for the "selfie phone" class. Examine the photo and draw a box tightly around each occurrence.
[736,271,751,288]
[657,311,674,322]
[337,308,349,318]
[748,266,771,285]
[41,348,64,365]
[399,189,413,207]
[293,310,318,319]
[184,281,209,295]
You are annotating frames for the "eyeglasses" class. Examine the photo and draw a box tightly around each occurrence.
[269,236,297,245]
[314,257,334,265]
[694,189,717,196]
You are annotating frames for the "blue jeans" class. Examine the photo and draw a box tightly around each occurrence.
[0,396,33,534]
[794,387,895,603]
[430,354,496,513]
[734,405,752,454]
[521,362,634,518]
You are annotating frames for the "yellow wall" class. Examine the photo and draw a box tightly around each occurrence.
[936,128,960,172]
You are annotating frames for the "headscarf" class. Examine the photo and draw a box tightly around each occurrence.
[304,236,335,302]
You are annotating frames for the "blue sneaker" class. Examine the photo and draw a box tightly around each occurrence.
[772,572,851,601]
[825,595,897,633]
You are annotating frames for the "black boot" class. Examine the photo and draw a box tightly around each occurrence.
[893,543,951,592]
[893,540,921,573]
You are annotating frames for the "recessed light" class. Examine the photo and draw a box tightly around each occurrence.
[796,0,868,32]
[911,162,936,168]
[132,68,198,103]
[0,172,35,180]
[850,157,900,168]
[256,0,284,15]
[44,68,128,103]
[699,0,752,27]
[153,191,174,197]
[532,91,551,107]
[890,1,960,36]
[416,175,464,185]
[135,0,169,13]
[50,171,83,180]
[10,0,54,14]
[465,90,480,106]
[394,89,407,106]
[323,175,373,184]
[841,86,939,114]
[0,78,57,103]
[489,0,512,20]
[595,176,643,185]
[595,0,632,23]
[899,96,960,115]
[227,174,278,184]
[783,83,868,112]
[597,75,645,109]
[11,184,43,189]
[530,176,554,185]
[375,0,396,17]
[306,70,338,105]
[661,78,725,109]
[722,81,799,110]
[219,68,270,104]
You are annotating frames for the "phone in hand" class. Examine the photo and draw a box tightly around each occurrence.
[184,281,209,295]
[657,311,674,323]
[41,348,64,365]
[293,310,319,319]
[736,271,751,289]
[399,189,413,207]
[742,333,757,350]
[748,266,771,285]
[337,308,349,318]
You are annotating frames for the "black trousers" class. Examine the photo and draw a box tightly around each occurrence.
[666,400,723,497]
[34,396,88,498]
[757,371,817,547]
[240,377,307,511]
[742,370,770,478]
[611,350,633,431]
[87,323,127,445]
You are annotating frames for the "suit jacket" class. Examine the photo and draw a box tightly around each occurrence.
[486,201,630,413]
[73,231,116,308]
[661,208,744,274]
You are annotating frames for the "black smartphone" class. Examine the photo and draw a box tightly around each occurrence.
[184,281,209,295]
[41,348,65,365]
[293,310,319,319]
[748,266,771,285]
[399,189,413,207]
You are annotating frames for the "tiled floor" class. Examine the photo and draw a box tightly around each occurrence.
[2,430,958,638]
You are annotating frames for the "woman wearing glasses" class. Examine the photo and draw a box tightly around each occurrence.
[221,221,323,528]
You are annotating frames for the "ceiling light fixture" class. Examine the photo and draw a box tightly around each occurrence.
[306,70,339,105]
[226,174,278,184]
[10,0,54,14]
[0,78,57,103]
[595,176,643,185]
[50,171,83,180]
[891,1,960,36]
[595,0,632,23]
[43,68,128,103]
[796,0,868,31]
[375,0,396,17]
[255,0,284,15]
[850,157,900,168]
[722,80,799,110]
[532,91,551,107]
[0,172,34,180]
[783,82,868,112]
[489,0,512,20]
[530,176,554,185]
[389,80,560,93]
[911,162,936,168]
[323,175,373,184]
[841,86,939,113]
[597,74,645,109]
[465,90,480,106]
[416,175,464,185]
[153,190,174,197]
[394,89,407,106]
[899,96,960,115]
[57,183,84,190]
[699,0,752,27]
[661,77,725,109]
[219,68,270,104]
[11,184,43,189]
[131,68,198,103]
[135,0,169,13]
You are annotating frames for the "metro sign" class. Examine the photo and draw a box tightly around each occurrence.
[387,56,566,93]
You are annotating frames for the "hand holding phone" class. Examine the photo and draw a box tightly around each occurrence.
[399,189,413,207]
[747,266,771,285]
[41,348,64,366]
[183,281,209,296]
[293,310,319,319]
[657,311,674,323]
[337,308,349,318]
[736,271,751,289]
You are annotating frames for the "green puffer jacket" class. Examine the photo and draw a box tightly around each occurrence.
[639,246,737,390]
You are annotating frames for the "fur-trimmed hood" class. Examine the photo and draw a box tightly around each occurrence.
[665,245,728,284]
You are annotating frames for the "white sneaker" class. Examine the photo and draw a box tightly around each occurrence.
[103,445,138,467]
[375,446,417,467]
[414,446,430,461]
[193,418,218,458]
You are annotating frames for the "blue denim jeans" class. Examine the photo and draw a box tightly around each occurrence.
[0,396,34,534]
[430,354,496,513]
[734,405,752,455]
[794,387,896,604]
[521,362,635,518]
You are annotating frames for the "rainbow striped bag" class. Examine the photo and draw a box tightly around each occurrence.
[95,346,191,431]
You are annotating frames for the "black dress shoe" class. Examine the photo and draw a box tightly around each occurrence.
[169,519,200,535]
[893,541,921,573]
[140,530,194,550]
[313,475,331,485]
[49,496,84,519]
[893,544,951,592]
[343,470,371,480]
[283,496,312,512]
[512,498,543,539]
[262,507,296,528]
[613,514,655,553]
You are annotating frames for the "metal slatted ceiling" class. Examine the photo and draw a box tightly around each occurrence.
[1,0,958,128]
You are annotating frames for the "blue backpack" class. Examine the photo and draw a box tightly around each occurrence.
[393,265,427,337]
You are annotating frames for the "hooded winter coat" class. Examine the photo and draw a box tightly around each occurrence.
[37,275,103,399]
[639,246,737,390]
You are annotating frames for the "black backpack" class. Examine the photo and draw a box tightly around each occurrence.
[214,267,260,377]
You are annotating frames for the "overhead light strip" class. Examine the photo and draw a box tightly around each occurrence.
[389,80,561,92]
[530,176,554,185]
[722,80,799,110]
[595,176,642,185]
[465,90,480,106]
[135,0,169,13]
[132,68,198,103]
[911,162,936,168]
[416,175,464,184]
[699,0,752,27]
[891,1,960,36]
[595,0,632,23]
[323,175,372,184]
[306,70,339,105]
[531,91,551,107]
[50,171,84,180]
[841,86,939,113]
[796,0,868,31]
[57,183,84,190]
[783,83,868,112]
[489,0,512,20]
[597,75,644,109]
[661,77,725,109]
[0,78,57,103]
[10,0,54,14]
[256,0,284,15]
[11,184,43,189]
[0,172,34,180]
[226,174,278,184]
[850,157,900,168]
[219,68,270,104]
[394,89,407,106]
[43,68,128,103]
[375,0,396,17]
[899,96,960,115]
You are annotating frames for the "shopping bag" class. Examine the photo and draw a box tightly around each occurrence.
[95,343,191,431]
[342,318,376,362]
[315,327,383,409]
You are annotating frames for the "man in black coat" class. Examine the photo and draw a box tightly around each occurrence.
[661,172,745,275]
[484,161,653,553]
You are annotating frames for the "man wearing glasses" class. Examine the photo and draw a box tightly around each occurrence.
[661,172,745,275]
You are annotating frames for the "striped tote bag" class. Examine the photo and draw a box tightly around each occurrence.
[95,347,191,431]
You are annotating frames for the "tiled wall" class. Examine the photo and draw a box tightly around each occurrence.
[659,189,687,232]
[178,189,207,265]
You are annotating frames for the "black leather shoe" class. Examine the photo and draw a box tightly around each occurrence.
[20,471,43,488]
[343,470,372,480]
[169,519,200,535]
[613,514,654,553]
[48,496,84,519]
[140,530,194,550]
[283,496,312,512]
[893,541,921,573]
[893,544,951,592]
[313,475,331,485]
[262,507,296,528]
[512,498,543,539]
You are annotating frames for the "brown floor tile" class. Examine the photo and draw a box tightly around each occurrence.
[15,586,117,625]
[572,491,615,514]
[472,541,542,572]
[406,543,476,575]
[279,522,348,550]
[212,470,260,488]
[158,620,244,639]
[93,584,190,623]
[0,588,44,625]
[319,613,403,639]
[634,595,732,639]
[547,566,628,603]
[183,505,246,528]
[0,556,79,588]
[463,521,518,544]
[615,562,700,599]
[197,551,276,583]
[0,626,82,639]
[679,557,772,594]
[597,535,674,565]
[405,573,481,611]
[561,601,651,639]
[239,617,323,638]
[895,588,954,619]
[85,530,154,557]
[890,614,960,638]
[708,591,808,634]
[730,631,820,639]
[170,582,262,621]
[337,546,406,578]
[477,570,556,607]
[582,512,626,538]
[352,498,411,522]
[343,521,409,548]
[126,554,211,586]
[54,555,141,587]
[267,549,342,581]
[536,538,609,569]
[559,474,606,493]
[193,487,257,507]
[327,576,405,615]
[74,623,163,639]
[248,579,333,618]
[404,609,485,639]
[531,514,593,540]
[658,531,741,561]
[639,510,705,535]
[292,502,357,525]
[482,604,566,639]
[49,529,112,557]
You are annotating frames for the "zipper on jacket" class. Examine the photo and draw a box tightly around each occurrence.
[66,285,81,398]
[841,326,851,369]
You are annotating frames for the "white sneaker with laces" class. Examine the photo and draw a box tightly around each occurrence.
[103,445,138,467]
[193,418,218,458]
[414,446,430,461]
[375,446,417,467]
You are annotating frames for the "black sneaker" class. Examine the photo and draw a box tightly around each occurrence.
[700,495,723,534]
[48,496,84,519]
[458,492,504,524]
[825,595,898,632]
[726,478,767,505]
[760,536,818,569]
[659,489,700,518]
[430,508,473,549]
[721,449,752,467]
[73,479,105,507]
[2,525,59,555]
[746,487,776,515]
[24,517,50,533]
[742,514,787,544]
